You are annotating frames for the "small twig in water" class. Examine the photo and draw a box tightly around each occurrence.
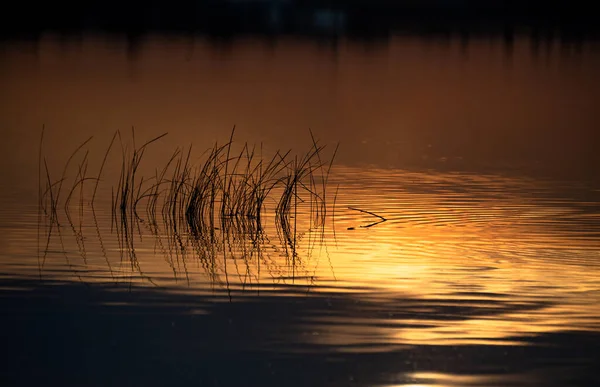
[347,206,387,229]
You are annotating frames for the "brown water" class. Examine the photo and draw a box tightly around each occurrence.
[1,34,599,386]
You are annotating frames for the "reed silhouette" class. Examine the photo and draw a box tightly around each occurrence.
[38,127,339,291]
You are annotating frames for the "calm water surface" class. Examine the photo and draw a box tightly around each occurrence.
[1,34,599,386]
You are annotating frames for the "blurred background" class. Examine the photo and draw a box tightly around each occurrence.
[2,0,599,39]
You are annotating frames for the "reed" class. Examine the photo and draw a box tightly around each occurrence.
[39,128,339,287]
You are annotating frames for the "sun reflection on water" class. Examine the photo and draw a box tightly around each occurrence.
[2,159,599,351]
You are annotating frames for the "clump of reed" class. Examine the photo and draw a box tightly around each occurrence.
[119,128,335,246]
[39,126,339,286]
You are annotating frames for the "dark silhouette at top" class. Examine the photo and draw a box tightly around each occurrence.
[1,1,598,40]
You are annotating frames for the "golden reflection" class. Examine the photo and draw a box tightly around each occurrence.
[299,167,600,348]
[1,35,599,356]
[381,371,538,387]
[3,164,599,350]
[4,158,600,351]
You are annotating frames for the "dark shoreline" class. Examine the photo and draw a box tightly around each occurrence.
[1,1,599,41]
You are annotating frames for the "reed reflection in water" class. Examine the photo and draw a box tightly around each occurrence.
[36,128,340,293]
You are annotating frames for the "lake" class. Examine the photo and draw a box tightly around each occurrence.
[1,32,599,386]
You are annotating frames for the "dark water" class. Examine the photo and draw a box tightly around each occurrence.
[1,34,599,386]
